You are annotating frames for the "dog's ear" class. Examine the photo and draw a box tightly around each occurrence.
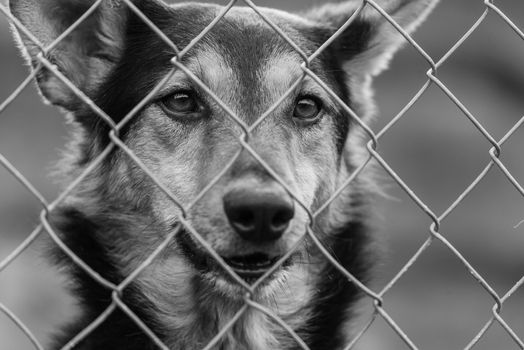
[9,0,130,110]
[306,0,438,77]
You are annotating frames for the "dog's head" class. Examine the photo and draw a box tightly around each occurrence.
[10,0,436,294]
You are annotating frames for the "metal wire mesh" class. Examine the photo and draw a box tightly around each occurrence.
[0,0,523,349]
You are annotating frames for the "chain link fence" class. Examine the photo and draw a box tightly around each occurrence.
[0,0,523,349]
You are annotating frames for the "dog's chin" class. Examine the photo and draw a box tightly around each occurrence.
[176,230,295,299]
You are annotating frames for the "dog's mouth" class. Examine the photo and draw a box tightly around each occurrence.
[176,230,292,284]
[222,253,284,281]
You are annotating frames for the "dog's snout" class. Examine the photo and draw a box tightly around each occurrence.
[223,184,295,242]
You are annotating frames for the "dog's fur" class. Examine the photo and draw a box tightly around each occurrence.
[10,0,438,349]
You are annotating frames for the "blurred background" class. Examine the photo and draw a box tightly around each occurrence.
[0,0,523,349]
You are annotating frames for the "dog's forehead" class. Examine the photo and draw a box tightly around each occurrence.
[186,46,303,114]
[165,5,323,116]
[169,3,316,32]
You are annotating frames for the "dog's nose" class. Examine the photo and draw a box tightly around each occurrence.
[223,184,295,242]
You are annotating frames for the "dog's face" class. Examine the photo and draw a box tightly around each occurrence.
[11,0,437,297]
[123,6,354,287]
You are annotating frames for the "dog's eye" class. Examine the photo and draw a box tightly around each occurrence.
[160,91,200,117]
[293,97,322,122]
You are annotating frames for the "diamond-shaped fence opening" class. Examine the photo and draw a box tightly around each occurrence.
[0,0,523,349]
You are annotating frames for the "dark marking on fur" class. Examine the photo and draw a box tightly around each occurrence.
[302,220,372,349]
[49,208,159,349]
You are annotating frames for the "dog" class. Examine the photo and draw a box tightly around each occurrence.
[10,0,438,348]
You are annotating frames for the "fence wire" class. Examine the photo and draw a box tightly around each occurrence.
[0,0,523,349]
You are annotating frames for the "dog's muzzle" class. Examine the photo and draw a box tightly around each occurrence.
[176,180,296,286]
